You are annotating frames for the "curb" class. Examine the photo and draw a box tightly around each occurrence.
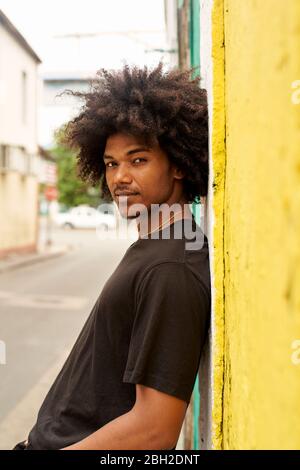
[0,246,71,274]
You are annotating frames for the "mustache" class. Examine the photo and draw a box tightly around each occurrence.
[114,188,139,195]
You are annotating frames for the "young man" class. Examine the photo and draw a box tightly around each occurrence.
[12,62,211,450]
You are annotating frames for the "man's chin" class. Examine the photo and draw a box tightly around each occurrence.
[116,203,148,220]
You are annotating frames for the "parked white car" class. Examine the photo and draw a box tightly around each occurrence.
[54,204,117,230]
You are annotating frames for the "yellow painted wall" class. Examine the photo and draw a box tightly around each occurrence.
[0,172,38,254]
[211,0,300,449]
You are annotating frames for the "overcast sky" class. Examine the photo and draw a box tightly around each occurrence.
[0,0,168,74]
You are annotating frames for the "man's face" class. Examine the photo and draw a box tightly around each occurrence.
[103,132,184,219]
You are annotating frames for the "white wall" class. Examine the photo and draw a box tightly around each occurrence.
[0,23,40,154]
[199,0,214,450]
[0,20,40,253]
[164,0,179,68]
[39,79,90,148]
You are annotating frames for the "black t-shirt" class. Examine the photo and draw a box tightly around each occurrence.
[27,216,211,450]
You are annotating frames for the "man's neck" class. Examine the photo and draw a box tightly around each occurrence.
[136,196,192,239]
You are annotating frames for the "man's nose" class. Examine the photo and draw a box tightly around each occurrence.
[113,163,132,184]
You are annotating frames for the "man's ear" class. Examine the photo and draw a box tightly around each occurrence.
[173,167,185,180]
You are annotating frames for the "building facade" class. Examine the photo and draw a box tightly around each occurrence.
[0,10,41,257]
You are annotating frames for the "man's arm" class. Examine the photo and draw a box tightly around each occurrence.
[61,384,188,450]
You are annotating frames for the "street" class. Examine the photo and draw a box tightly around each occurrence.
[0,225,136,449]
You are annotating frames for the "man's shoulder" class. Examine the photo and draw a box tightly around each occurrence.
[119,219,210,300]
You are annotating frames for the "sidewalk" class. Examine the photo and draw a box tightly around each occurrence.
[0,244,71,274]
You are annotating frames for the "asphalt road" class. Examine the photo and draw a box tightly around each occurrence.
[0,226,136,449]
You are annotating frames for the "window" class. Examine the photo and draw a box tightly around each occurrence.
[0,145,9,170]
[22,71,27,124]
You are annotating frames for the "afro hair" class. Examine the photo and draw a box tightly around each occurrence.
[59,61,209,204]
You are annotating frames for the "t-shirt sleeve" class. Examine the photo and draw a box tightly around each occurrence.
[122,261,210,404]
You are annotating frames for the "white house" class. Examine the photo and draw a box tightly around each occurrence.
[0,9,42,257]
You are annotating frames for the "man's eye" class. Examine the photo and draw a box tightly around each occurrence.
[105,158,146,168]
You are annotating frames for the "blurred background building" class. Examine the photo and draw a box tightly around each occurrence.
[40,71,91,149]
[0,10,41,257]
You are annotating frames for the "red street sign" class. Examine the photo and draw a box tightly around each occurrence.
[45,186,58,201]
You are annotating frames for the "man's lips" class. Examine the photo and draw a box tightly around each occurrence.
[114,192,139,197]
